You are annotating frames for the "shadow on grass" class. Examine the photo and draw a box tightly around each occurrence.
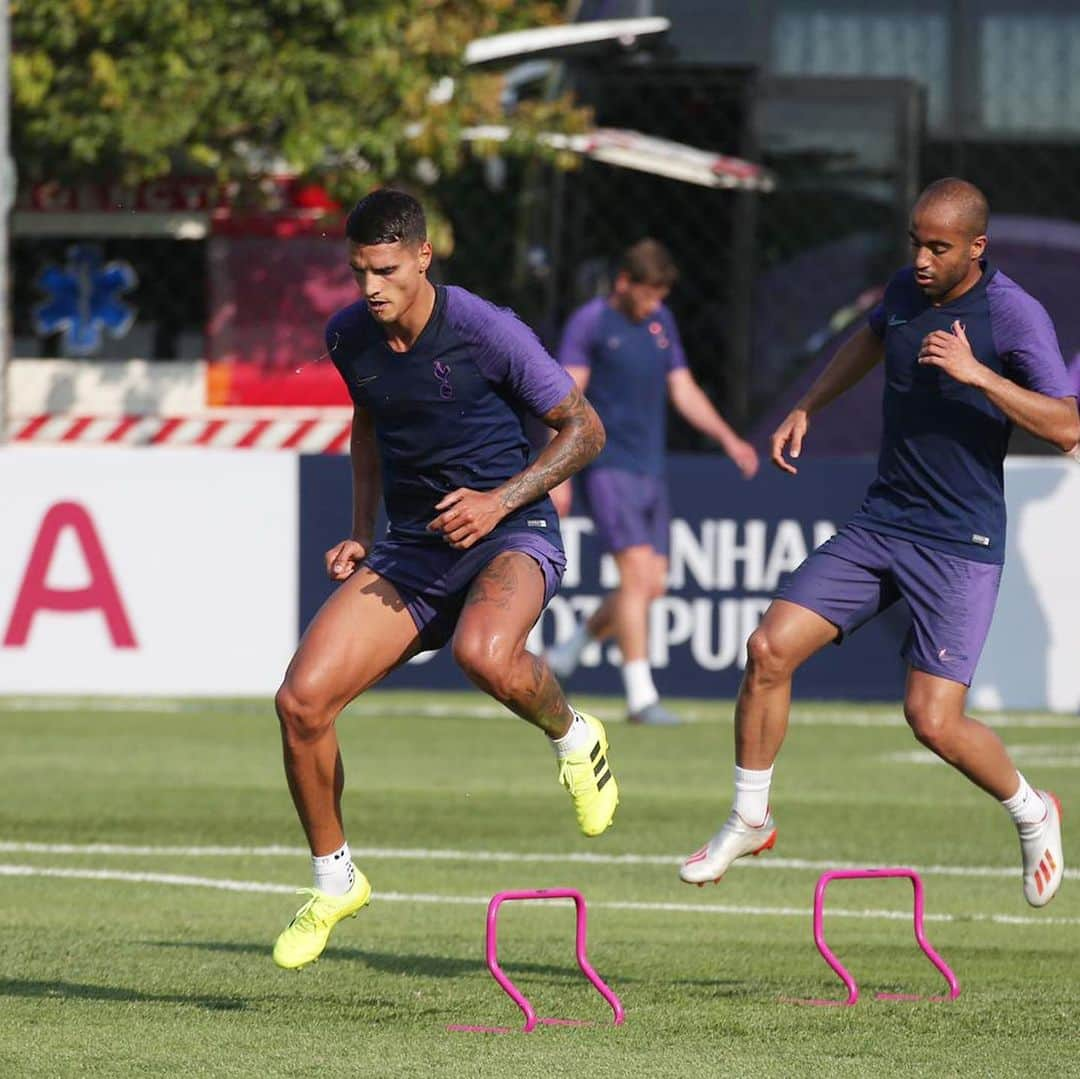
[146,940,639,983]
[0,977,246,1011]
[669,978,764,999]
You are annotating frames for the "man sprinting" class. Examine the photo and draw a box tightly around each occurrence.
[546,239,758,725]
[272,189,616,970]
[681,179,1078,906]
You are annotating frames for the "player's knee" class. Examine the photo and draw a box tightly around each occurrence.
[745,627,790,684]
[613,550,654,596]
[452,634,513,699]
[647,573,667,602]
[618,573,654,602]
[275,680,332,743]
[904,701,951,750]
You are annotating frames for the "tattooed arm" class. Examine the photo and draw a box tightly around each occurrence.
[427,386,605,549]
[501,385,605,513]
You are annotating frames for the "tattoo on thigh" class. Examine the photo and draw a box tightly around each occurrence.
[464,556,517,609]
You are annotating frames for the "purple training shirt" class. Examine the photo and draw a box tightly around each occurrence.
[558,297,687,476]
[327,285,574,544]
[856,262,1074,563]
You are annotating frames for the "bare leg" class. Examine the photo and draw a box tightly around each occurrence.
[604,545,665,663]
[275,568,421,855]
[679,599,839,883]
[735,600,840,769]
[452,552,574,738]
[558,549,665,668]
[585,593,617,641]
[903,668,1019,799]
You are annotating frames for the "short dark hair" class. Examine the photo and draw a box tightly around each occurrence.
[915,177,989,238]
[345,188,427,246]
[619,238,678,288]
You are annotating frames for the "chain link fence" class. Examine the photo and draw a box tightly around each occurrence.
[9,2,1080,453]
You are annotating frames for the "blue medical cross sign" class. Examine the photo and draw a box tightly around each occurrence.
[34,244,139,355]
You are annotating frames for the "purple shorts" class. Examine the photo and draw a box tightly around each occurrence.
[364,529,566,651]
[582,467,670,556]
[778,523,1002,686]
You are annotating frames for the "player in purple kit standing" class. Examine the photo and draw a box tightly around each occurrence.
[681,179,1078,906]
[546,239,759,725]
[271,190,618,970]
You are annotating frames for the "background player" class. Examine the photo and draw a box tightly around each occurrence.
[272,190,616,970]
[546,239,758,725]
[681,179,1078,906]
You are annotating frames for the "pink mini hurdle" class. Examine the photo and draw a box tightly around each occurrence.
[447,888,625,1034]
[791,867,960,1007]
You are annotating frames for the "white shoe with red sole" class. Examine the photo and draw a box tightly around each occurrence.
[680,809,777,886]
[1020,791,1063,908]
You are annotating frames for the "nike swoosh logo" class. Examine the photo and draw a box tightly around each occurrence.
[887,315,907,326]
[355,374,379,387]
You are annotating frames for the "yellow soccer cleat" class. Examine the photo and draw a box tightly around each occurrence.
[272,872,372,970]
[558,712,619,838]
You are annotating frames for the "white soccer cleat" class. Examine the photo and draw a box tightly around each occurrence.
[680,809,777,885]
[546,639,583,682]
[1019,791,1063,908]
[628,701,682,726]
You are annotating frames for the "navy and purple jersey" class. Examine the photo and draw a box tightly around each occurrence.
[327,285,574,544]
[558,297,688,475]
[854,261,1074,563]
[1068,351,1080,399]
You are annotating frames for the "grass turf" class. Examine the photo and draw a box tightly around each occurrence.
[0,691,1077,1077]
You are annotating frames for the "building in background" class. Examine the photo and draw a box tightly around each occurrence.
[7,0,1079,452]
[530,0,1080,447]
[3,2,1078,708]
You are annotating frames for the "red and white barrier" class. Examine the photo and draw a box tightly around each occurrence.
[7,358,352,451]
[10,412,352,452]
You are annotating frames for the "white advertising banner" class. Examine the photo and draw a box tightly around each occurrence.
[0,447,297,694]
[972,458,1080,713]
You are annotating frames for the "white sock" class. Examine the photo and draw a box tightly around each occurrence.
[622,659,658,714]
[1002,773,1047,829]
[551,711,593,758]
[312,841,356,896]
[733,764,773,828]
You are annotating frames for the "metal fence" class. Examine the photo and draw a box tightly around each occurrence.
[9,3,1080,453]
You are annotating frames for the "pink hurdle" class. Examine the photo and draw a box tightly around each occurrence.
[792,867,960,1007]
[447,888,625,1034]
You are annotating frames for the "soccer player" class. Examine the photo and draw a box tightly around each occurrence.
[545,239,759,725]
[681,179,1078,906]
[272,190,617,970]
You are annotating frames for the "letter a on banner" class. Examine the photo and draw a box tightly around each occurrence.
[3,502,137,648]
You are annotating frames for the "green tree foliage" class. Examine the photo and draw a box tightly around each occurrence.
[11,0,588,202]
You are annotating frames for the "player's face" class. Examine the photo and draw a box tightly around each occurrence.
[613,275,669,322]
[908,204,986,303]
[348,238,433,323]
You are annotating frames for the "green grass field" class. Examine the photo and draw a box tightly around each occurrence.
[1,691,1077,1078]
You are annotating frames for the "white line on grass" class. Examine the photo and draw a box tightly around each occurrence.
[2,840,1076,882]
[1,695,1077,728]
[882,748,1080,768]
[0,696,190,713]
[2,863,1077,928]
[345,704,1078,729]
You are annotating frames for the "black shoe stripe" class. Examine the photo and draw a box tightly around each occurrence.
[593,755,607,777]
[589,742,601,762]
[597,770,612,791]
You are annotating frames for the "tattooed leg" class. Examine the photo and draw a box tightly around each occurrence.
[451,551,574,738]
